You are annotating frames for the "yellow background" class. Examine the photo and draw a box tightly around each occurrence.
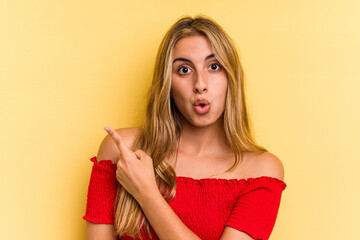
[1,0,359,239]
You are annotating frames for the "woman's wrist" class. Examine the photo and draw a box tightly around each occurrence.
[137,187,163,208]
[137,188,201,240]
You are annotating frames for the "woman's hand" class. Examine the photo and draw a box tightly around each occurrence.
[104,126,159,202]
[103,126,203,240]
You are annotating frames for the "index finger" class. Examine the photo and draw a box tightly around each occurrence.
[104,126,132,157]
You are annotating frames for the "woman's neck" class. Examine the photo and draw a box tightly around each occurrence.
[178,117,231,157]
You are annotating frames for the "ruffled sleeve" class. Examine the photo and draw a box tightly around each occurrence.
[83,156,118,224]
[224,177,287,240]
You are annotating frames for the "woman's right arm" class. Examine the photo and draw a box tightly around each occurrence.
[86,222,117,240]
[85,127,139,240]
[85,130,119,239]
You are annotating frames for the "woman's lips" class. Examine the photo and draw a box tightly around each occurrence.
[193,104,210,114]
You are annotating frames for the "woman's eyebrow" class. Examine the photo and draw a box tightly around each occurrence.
[172,53,215,64]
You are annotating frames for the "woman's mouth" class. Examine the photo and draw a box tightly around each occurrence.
[194,104,210,114]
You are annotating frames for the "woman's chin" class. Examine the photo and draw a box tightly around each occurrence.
[188,117,220,128]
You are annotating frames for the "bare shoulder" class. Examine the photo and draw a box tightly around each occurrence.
[96,127,140,164]
[242,151,285,181]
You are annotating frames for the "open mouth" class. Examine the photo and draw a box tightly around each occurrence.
[193,103,210,114]
[193,99,210,114]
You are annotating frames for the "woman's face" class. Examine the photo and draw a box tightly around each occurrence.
[171,35,228,128]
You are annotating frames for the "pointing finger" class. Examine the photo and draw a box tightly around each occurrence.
[104,126,132,157]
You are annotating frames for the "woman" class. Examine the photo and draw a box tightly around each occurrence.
[84,15,286,240]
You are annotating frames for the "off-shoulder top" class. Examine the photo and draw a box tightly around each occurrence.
[83,156,287,240]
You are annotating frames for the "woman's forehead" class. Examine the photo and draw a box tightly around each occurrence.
[172,35,213,62]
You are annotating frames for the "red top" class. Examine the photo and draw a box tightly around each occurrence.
[83,156,287,240]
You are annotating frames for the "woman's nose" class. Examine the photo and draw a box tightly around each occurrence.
[193,71,208,94]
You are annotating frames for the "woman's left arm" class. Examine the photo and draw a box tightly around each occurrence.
[137,186,202,240]
[138,190,255,240]
[104,126,201,240]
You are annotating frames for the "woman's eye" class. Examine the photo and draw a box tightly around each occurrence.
[178,66,191,75]
[210,63,221,71]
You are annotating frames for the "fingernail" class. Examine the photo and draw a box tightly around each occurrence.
[104,126,110,132]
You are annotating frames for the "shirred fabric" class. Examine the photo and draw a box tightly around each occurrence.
[83,156,118,224]
[83,156,287,240]
[224,177,286,240]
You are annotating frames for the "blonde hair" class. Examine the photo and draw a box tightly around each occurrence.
[114,14,268,238]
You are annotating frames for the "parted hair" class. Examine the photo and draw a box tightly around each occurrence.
[114,14,268,239]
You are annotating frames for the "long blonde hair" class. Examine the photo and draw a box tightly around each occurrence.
[114,14,268,239]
